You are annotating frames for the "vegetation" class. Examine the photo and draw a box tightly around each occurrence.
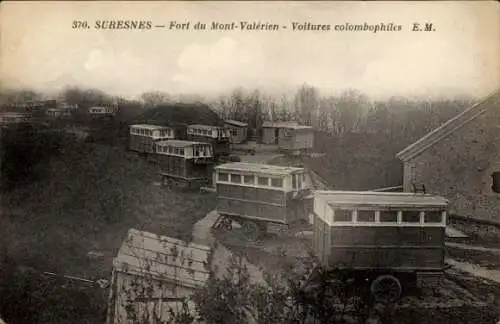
[0,86,491,323]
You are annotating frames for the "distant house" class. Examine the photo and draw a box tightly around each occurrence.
[224,119,248,144]
[106,229,212,324]
[0,112,32,125]
[46,108,71,118]
[261,121,314,151]
[396,90,500,223]
[277,125,314,152]
[89,105,117,117]
[7,100,56,116]
[261,121,299,145]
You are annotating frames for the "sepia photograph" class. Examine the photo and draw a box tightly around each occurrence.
[0,1,499,323]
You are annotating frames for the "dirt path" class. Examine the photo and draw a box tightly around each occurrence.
[447,258,500,284]
[191,210,267,286]
[446,242,500,254]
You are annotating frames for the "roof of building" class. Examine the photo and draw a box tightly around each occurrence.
[113,228,211,289]
[215,162,305,176]
[315,190,449,208]
[225,119,248,127]
[156,139,209,147]
[130,124,173,130]
[262,121,299,128]
[187,124,224,130]
[396,89,500,162]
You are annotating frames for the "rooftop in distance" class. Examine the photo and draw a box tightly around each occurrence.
[129,124,172,130]
[188,124,225,130]
[215,162,305,175]
[224,119,249,127]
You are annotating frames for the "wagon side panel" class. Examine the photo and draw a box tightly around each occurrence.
[327,226,446,271]
[216,184,287,223]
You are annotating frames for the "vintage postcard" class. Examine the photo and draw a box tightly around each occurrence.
[0,1,499,324]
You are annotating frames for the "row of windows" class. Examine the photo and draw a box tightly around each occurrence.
[90,108,114,113]
[333,209,444,224]
[131,128,173,137]
[157,146,185,155]
[218,172,284,188]
[188,128,213,137]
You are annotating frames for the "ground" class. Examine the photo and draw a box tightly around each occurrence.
[0,139,216,324]
[2,138,500,324]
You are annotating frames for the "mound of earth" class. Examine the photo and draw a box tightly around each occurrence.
[131,102,224,127]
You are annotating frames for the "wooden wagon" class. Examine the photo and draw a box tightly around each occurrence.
[155,140,215,190]
[212,162,312,241]
[186,124,231,159]
[307,190,449,303]
[129,124,175,155]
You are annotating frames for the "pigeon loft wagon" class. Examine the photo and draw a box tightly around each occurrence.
[186,124,231,160]
[128,124,175,155]
[155,140,215,190]
[212,162,312,241]
[308,190,448,303]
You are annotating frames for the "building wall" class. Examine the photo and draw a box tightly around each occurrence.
[403,107,500,222]
[110,271,196,324]
[227,125,247,144]
[261,127,277,144]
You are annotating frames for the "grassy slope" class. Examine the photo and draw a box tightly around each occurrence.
[0,140,216,323]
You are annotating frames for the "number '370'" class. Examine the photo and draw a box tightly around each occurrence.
[72,21,89,29]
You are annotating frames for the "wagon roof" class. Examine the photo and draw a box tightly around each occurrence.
[315,190,449,208]
[224,119,248,127]
[188,124,223,130]
[130,124,173,130]
[156,139,209,147]
[215,162,304,175]
[262,121,299,128]
[113,228,211,289]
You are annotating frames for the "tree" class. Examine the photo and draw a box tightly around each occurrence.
[294,84,320,126]
[140,91,172,107]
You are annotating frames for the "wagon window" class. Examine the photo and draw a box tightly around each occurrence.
[334,209,353,222]
[258,177,269,186]
[243,175,255,185]
[218,172,229,182]
[379,210,398,223]
[179,148,184,156]
[357,210,375,222]
[402,211,421,223]
[270,178,283,188]
[424,211,442,223]
[230,174,241,184]
[292,175,297,189]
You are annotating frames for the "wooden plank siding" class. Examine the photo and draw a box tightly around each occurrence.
[129,134,159,154]
[313,213,445,270]
[157,155,211,180]
[216,183,288,223]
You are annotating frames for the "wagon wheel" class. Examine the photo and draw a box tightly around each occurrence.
[241,221,261,242]
[222,217,233,231]
[370,275,402,304]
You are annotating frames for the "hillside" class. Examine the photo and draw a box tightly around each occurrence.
[0,137,216,323]
[131,102,223,126]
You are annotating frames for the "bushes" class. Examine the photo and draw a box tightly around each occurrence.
[0,125,76,190]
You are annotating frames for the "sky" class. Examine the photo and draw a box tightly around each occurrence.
[1,1,499,100]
